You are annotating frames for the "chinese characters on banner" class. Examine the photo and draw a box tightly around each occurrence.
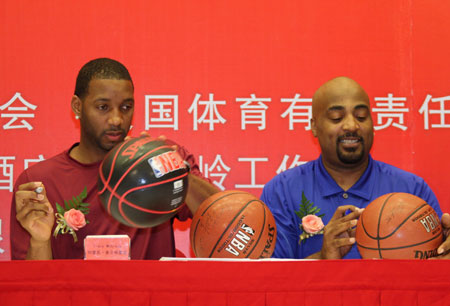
[0,93,37,131]
[1,92,450,194]
[144,92,450,132]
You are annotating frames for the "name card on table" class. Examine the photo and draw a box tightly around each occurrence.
[84,235,130,260]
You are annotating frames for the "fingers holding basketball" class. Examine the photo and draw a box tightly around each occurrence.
[124,130,167,142]
[125,130,149,141]
[440,213,450,239]
[124,132,178,154]
[137,130,167,141]
[435,239,450,259]
[434,213,450,259]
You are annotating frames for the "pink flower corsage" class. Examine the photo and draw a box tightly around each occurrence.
[64,209,87,231]
[299,215,325,243]
[296,192,325,244]
[53,187,90,243]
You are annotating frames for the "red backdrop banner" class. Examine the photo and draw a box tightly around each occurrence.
[1,0,449,259]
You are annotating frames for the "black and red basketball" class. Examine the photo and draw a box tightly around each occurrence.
[356,192,443,259]
[98,136,189,228]
[190,190,277,259]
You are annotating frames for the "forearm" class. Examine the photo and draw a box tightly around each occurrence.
[306,251,322,259]
[26,238,53,260]
[185,174,220,214]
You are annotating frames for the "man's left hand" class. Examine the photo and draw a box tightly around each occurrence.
[433,213,450,259]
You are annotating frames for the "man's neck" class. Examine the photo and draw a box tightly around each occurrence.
[322,159,369,191]
[69,142,106,164]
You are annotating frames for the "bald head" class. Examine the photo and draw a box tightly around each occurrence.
[312,76,370,117]
[310,76,374,171]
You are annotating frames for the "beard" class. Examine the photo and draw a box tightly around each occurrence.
[336,133,365,164]
[80,115,128,152]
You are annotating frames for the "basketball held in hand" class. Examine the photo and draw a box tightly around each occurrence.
[190,190,277,259]
[98,136,189,228]
[356,192,443,259]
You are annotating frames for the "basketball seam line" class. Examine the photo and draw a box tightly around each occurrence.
[376,193,395,258]
[117,172,188,214]
[368,202,430,240]
[200,192,249,216]
[191,192,248,256]
[356,232,443,251]
[208,200,255,258]
[98,139,130,194]
[246,202,267,258]
[110,145,173,215]
[103,140,171,214]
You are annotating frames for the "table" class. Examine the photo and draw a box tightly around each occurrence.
[0,259,449,305]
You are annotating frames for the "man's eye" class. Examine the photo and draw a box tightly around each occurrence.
[121,104,133,111]
[356,116,367,121]
[98,105,108,111]
[355,112,369,121]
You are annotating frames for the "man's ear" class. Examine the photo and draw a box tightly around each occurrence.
[311,118,317,137]
[71,95,82,119]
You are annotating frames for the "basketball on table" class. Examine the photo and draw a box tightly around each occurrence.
[190,190,277,259]
[355,192,443,259]
[98,136,189,228]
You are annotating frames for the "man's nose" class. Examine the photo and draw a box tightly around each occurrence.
[108,109,123,126]
[342,115,359,132]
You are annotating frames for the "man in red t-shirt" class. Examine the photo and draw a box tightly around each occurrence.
[11,58,219,260]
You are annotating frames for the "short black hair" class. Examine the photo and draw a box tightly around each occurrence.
[74,58,133,99]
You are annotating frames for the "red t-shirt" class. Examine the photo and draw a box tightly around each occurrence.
[11,142,202,260]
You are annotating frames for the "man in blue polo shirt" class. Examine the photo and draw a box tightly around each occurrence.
[261,76,450,259]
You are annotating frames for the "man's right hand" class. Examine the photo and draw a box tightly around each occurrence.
[15,182,55,243]
[320,205,363,259]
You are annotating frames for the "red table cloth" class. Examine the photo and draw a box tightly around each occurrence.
[0,259,449,305]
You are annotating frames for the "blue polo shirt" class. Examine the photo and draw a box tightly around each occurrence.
[260,155,442,259]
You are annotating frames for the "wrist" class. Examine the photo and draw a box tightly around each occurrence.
[29,237,51,248]
[184,160,191,173]
[27,238,52,260]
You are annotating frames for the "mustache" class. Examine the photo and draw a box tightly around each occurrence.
[337,133,363,142]
[102,128,127,138]
[104,128,126,133]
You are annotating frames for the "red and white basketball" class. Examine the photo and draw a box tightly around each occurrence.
[98,136,189,228]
